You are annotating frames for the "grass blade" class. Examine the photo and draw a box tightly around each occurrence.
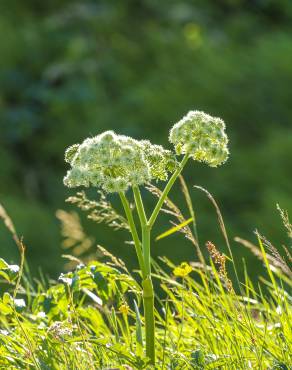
[155,218,193,241]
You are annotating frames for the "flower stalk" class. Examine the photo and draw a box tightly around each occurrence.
[130,154,190,364]
[119,192,146,279]
[148,153,189,228]
[63,110,229,365]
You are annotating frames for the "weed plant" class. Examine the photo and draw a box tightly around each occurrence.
[0,112,291,369]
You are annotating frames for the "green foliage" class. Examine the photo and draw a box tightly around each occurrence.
[0,258,19,283]
[0,238,291,369]
[0,184,291,368]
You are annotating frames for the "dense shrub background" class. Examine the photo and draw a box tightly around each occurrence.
[0,0,291,277]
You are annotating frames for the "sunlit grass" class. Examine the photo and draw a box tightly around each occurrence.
[0,191,291,369]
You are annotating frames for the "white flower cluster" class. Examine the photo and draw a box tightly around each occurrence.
[64,131,177,193]
[169,110,229,167]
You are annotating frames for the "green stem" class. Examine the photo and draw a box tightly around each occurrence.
[148,153,189,228]
[142,225,151,275]
[133,187,155,364]
[142,227,155,364]
[142,275,155,364]
[133,186,147,225]
[119,192,146,278]
[126,154,190,365]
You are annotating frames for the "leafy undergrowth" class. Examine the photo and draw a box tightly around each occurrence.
[0,200,291,369]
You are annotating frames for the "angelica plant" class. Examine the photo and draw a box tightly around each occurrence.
[63,110,229,364]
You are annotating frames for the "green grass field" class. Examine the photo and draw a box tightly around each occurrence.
[0,187,291,369]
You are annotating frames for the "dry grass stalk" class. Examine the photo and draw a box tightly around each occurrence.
[0,203,25,298]
[97,245,128,273]
[206,241,233,292]
[277,204,292,239]
[56,209,96,269]
[283,246,292,263]
[256,232,292,278]
[0,203,22,251]
[235,236,292,278]
[66,191,129,231]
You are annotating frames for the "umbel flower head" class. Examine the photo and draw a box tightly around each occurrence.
[64,131,177,193]
[169,110,229,167]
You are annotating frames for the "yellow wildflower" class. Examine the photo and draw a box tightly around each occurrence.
[173,262,192,278]
[119,303,130,315]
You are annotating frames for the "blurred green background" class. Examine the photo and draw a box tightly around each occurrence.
[0,0,291,279]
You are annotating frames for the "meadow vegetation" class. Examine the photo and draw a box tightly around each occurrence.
[0,193,291,369]
[0,3,292,366]
[0,145,291,368]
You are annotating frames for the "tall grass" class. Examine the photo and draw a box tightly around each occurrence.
[0,187,291,369]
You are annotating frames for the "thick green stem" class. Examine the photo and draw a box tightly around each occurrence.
[142,225,151,275]
[142,276,155,364]
[142,227,155,364]
[133,188,155,364]
[148,153,189,228]
[127,155,190,365]
[119,192,146,278]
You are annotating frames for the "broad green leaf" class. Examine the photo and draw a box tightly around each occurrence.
[155,218,193,241]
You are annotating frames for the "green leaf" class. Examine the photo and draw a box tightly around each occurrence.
[0,258,9,269]
[155,218,193,241]
[0,271,11,282]
[82,288,103,306]
[133,299,143,355]
[191,349,205,366]
[0,302,13,315]
[3,292,13,305]
[0,259,19,282]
